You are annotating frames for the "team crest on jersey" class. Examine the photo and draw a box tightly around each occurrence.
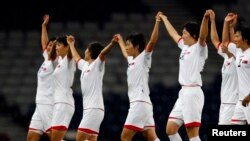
[242,60,248,64]
[129,62,135,66]
[226,62,231,66]
[179,50,190,60]
[84,69,90,74]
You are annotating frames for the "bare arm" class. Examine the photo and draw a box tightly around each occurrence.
[229,15,237,41]
[145,12,161,52]
[116,34,128,59]
[199,10,210,47]
[41,14,49,50]
[222,13,236,46]
[67,35,81,62]
[159,13,181,43]
[99,36,117,61]
[209,10,220,49]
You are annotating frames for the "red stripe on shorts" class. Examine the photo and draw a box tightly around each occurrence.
[51,126,67,131]
[185,122,201,127]
[78,128,98,135]
[124,125,143,132]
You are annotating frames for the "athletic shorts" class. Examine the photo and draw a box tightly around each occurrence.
[168,86,204,127]
[231,100,250,125]
[78,108,104,135]
[51,103,75,130]
[29,104,53,134]
[124,101,155,132]
[218,103,236,125]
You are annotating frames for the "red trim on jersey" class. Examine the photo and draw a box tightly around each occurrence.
[185,122,201,127]
[177,37,183,43]
[78,128,99,135]
[124,125,143,132]
[77,58,81,64]
[217,42,221,49]
[51,126,68,131]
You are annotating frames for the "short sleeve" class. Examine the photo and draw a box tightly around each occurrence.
[227,42,237,57]
[77,59,87,71]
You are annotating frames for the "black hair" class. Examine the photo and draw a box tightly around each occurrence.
[235,24,250,45]
[183,21,200,40]
[126,32,145,53]
[56,36,68,46]
[48,36,57,43]
[56,35,72,58]
[87,41,104,59]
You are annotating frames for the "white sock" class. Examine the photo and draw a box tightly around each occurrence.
[168,133,182,141]
[190,136,201,141]
[154,138,160,141]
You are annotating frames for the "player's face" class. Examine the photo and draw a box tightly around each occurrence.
[47,41,55,53]
[56,42,68,57]
[182,28,194,46]
[84,48,91,61]
[234,31,243,48]
[125,40,135,56]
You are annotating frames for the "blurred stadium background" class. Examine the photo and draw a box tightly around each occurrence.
[0,0,249,140]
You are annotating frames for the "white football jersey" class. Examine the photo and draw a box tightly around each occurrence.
[228,43,250,100]
[178,38,208,86]
[218,46,238,103]
[36,50,55,104]
[127,50,152,104]
[78,57,105,109]
[53,55,76,106]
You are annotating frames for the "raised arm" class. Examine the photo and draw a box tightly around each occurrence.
[145,12,161,52]
[159,12,181,43]
[209,10,220,49]
[41,14,49,50]
[116,34,128,59]
[222,13,236,46]
[99,36,117,61]
[67,35,81,62]
[199,10,210,47]
[229,14,237,42]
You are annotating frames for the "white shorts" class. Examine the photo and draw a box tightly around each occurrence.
[78,108,104,135]
[218,103,236,125]
[124,101,155,132]
[51,103,75,130]
[29,104,53,134]
[231,100,250,125]
[169,86,204,127]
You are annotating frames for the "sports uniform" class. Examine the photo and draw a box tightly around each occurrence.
[29,49,55,134]
[227,42,250,124]
[217,44,238,124]
[51,55,76,130]
[124,50,155,131]
[77,57,105,135]
[168,38,207,127]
